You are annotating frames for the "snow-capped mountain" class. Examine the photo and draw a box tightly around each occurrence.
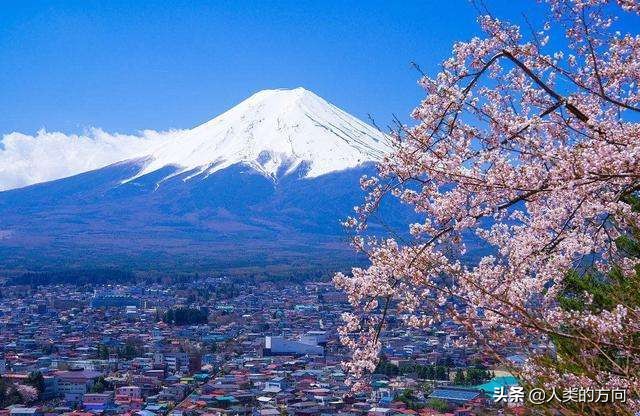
[0,88,389,192]
[0,88,412,275]
[131,87,389,182]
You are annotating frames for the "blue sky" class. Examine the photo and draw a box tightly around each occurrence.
[0,1,571,135]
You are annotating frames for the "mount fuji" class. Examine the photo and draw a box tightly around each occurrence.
[131,87,390,182]
[0,88,408,275]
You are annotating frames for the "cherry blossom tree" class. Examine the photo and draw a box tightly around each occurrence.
[335,0,640,413]
[15,384,38,404]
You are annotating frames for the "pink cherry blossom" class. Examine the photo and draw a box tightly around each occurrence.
[335,0,640,411]
[15,384,38,404]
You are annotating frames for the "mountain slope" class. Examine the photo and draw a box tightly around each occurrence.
[0,161,403,274]
[129,87,390,183]
[0,88,401,275]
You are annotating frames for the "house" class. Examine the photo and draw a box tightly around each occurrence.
[117,385,142,399]
[368,407,392,416]
[8,408,43,416]
[256,408,280,416]
[55,369,103,404]
[264,376,288,391]
[82,393,114,412]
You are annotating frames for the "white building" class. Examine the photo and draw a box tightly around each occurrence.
[264,336,324,356]
[299,331,327,346]
[116,385,142,399]
[55,370,102,404]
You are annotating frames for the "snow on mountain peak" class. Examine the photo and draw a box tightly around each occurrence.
[134,87,390,180]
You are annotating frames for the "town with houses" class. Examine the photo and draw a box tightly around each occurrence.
[0,275,523,416]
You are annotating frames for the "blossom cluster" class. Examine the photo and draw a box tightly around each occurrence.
[335,0,640,412]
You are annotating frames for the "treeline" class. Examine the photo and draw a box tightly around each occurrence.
[163,307,208,325]
[375,358,493,385]
[3,266,343,289]
[7,268,136,286]
[375,359,450,380]
[453,367,494,385]
[96,339,142,360]
[395,389,451,413]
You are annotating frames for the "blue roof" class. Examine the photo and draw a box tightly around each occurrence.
[216,395,238,402]
[474,376,519,394]
[379,396,392,405]
[429,388,481,402]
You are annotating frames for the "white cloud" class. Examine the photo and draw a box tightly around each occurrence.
[0,128,175,191]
